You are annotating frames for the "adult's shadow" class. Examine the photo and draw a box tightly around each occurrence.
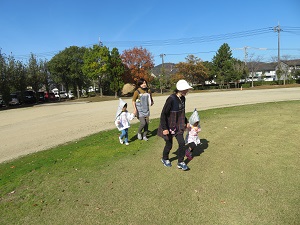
[170,139,209,164]
[130,128,158,141]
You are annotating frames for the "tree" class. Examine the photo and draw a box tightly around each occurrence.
[0,53,10,102]
[48,49,72,92]
[212,43,234,85]
[202,61,214,83]
[231,58,248,86]
[121,47,154,84]
[83,45,110,97]
[67,46,86,97]
[281,55,294,85]
[152,62,176,93]
[14,60,27,94]
[109,48,125,98]
[48,46,87,97]
[170,72,185,86]
[27,53,43,94]
[247,54,263,87]
[6,55,17,93]
[39,59,50,92]
[175,55,208,85]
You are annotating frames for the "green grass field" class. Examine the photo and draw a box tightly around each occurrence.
[0,101,299,225]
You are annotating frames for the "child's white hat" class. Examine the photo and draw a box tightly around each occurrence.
[115,98,127,119]
[189,108,200,125]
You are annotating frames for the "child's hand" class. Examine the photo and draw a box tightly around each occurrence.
[195,127,201,132]
[129,113,135,120]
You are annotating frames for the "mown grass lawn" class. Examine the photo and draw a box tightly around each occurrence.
[0,101,299,225]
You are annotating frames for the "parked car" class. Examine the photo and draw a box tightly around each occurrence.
[23,90,36,104]
[38,91,48,102]
[0,95,6,107]
[59,91,68,99]
[48,92,57,102]
[68,91,75,99]
[52,88,60,99]
[8,93,21,106]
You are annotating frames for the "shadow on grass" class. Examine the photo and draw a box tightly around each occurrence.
[170,138,209,165]
[130,128,158,141]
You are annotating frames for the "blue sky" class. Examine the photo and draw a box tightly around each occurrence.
[0,0,299,66]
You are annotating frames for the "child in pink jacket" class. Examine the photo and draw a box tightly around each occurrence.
[185,109,201,160]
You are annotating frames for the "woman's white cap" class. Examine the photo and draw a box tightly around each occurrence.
[176,80,193,91]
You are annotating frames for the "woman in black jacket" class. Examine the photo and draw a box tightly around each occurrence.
[157,80,193,171]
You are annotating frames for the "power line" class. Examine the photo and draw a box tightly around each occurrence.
[6,26,300,61]
[103,27,275,47]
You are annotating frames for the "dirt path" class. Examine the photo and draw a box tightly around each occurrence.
[0,87,299,163]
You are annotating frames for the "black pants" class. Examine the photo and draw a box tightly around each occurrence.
[162,134,186,163]
[188,142,196,152]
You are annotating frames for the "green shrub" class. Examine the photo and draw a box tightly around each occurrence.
[88,91,96,97]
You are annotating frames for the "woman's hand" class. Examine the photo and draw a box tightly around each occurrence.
[162,130,169,135]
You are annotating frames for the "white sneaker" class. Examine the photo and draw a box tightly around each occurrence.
[177,162,189,171]
[119,137,123,144]
[137,133,142,140]
[161,158,172,167]
[125,142,129,146]
[143,136,148,141]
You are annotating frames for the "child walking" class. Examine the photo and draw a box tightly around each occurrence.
[115,98,135,145]
[185,109,201,160]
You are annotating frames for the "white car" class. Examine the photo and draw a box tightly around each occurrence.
[59,91,68,99]
[68,91,75,99]
[52,88,60,99]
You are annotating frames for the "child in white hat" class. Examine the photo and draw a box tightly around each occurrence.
[115,98,135,145]
[185,109,201,160]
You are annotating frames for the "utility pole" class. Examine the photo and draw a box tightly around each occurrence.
[98,37,103,47]
[232,46,249,65]
[274,23,281,67]
[98,36,104,96]
[159,54,166,94]
[274,23,283,84]
[233,46,267,65]
[160,53,165,64]
[243,46,248,65]
[233,46,267,87]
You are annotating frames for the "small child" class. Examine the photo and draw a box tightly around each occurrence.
[115,98,135,145]
[185,109,201,160]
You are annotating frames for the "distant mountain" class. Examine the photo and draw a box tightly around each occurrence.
[151,63,178,77]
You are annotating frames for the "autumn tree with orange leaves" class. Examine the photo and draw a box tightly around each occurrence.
[175,55,208,85]
[121,47,155,85]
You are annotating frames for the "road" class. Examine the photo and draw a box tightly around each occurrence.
[0,87,299,163]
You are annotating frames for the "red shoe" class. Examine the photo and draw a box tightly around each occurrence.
[185,149,193,160]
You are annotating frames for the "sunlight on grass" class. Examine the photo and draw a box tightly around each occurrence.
[0,101,299,225]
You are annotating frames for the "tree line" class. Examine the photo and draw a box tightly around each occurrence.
[0,43,250,103]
